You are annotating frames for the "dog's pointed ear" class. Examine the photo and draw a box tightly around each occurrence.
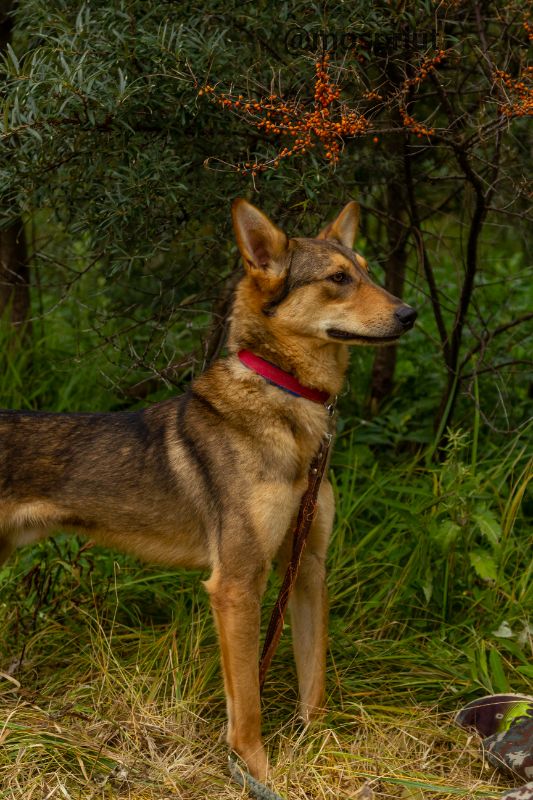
[317,201,360,249]
[232,199,288,275]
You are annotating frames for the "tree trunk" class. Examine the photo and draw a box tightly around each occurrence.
[369,181,408,414]
[0,221,31,329]
[0,1,31,334]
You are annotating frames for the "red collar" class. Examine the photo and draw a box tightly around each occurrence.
[237,349,330,405]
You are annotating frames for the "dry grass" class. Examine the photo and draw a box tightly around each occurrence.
[0,672,513,799]
[0,566,524,800]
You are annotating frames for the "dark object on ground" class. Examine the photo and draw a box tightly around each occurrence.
[455,693,533,781]
[499,782,533,800]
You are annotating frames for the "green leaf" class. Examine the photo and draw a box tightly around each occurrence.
[489,648,509,693]
[429,518,461,553]
[2,99,9,134]
[26,125,43,143]
[469,549,498,582]
[473,508,501,548]
[7,43,20,73]
[422,565,433,603]
[516,665,533,678]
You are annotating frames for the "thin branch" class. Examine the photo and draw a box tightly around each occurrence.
[403,138,450,360]
[459,311,533,370]
[461,359,533,381]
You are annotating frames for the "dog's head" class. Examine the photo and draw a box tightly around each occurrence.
[232,199,416,345]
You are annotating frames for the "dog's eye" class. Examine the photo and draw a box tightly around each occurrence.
[328,271,351,285]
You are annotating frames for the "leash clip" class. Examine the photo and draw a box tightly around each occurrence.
[326,395,338,418]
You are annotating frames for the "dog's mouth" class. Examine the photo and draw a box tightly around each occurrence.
[326,328,401,344]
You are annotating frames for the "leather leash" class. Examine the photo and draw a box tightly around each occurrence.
[236,348,336,689]
[259,405,336,691]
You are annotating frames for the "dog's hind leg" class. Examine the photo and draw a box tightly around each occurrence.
[205,563,269,781]
[287,479,335,723]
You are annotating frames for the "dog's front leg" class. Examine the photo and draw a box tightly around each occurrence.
[205,565,269,780]
[288,479,335,722]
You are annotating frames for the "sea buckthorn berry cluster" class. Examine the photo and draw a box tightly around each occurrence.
[494,67,533,118]
[363,90,383,101]
[399,107,435,137]
[524,21,533,41]
[403,50,447,89]
[314,53,340,107]
[397,51,447,138]
[198,54,369,173]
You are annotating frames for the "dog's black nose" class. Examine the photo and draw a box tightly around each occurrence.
[395,305,417,328]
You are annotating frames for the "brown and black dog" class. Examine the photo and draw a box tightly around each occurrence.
[0,200,416,779]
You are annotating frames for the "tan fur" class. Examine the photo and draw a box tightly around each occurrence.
[0,200,416,780]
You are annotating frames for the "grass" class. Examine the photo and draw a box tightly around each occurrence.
[0,323,532,799]
[0,549,526,800]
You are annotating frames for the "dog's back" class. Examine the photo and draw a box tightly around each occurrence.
[0,400,213,566]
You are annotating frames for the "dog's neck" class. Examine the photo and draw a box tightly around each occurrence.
[228,283,349,398]
[229,336,349,398]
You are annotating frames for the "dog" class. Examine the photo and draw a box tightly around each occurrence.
[0,199,416,779]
